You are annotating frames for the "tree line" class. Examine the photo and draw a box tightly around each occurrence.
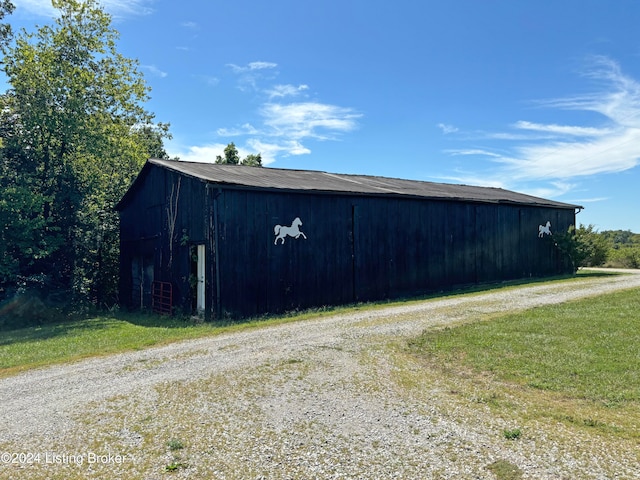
[551,225,640,273]
[0,1,265,326]
[574,226,640,269]
[0,0,168,325]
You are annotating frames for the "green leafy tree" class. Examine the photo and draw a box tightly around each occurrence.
[552,224,609,272]
[241,153,262,167]
[0,0,168,308]
[602,230,640,268]
[215,142,262,166]
[601,229,640,248]
[0,177,62,284]
[216,142,240,165]
[134,123,171,160]
[608,246,640,269]
[575,224,608,267]
[0,0,14,53]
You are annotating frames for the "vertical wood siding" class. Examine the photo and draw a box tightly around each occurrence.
[211,187,575,318]
[119,165,576,319]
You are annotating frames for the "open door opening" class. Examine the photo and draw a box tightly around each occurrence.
[132,255,154,310]
[190,244,206,314]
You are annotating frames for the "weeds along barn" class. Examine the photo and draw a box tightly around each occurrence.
[116,159,582,319]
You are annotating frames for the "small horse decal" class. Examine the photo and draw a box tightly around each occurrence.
[274,217,307,245]
[538,221,552,238]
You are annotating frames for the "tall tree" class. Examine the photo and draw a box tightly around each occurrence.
[241,153,262,167]
[215,142,240,165]
[215,142,263,166]
[0,0,168,307]
[0,0,14,52]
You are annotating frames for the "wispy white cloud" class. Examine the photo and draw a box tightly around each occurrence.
[503,127,640,179]
[175,61,360,164]
[260,102,361,141]
[169,142,278,166]
[216,102,359,159]
[246,139,310,165]
[170,143,227,163]
[515,181,578,200]
[572,196,610,203]
[486,132,553,141]
[513,120,611,137]
[13,0,56,16]
[266,84,309,99]
[446,149,502,158]
[216,124,260,137]
[445,57,640,198]
[560,56,640,127]
[434,173,507,189]
[99,0,155,16]
[227,62,278,74]
[203,76,220,87]
[437,123,459,134]
[14,0,155,17]
[141,65,167,78]
[226,61,278,92]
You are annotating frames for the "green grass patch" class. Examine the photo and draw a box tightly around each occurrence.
[167,438,185,451]
[502,428,522,440]
[409,287,640,405]
[0,314,218,375]
[487,460,523,480]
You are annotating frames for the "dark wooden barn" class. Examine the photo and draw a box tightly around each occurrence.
[116,159,582,319]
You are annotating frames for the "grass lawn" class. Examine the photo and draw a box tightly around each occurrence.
[409,287,640,405]
[0,314,219,376]
[407,286,640,441]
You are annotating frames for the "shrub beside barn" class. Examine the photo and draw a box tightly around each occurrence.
[116,159,582,319]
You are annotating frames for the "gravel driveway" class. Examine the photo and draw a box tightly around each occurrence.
[1,270,639,479]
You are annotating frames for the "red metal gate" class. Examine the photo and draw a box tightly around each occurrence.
[152,281,173,315]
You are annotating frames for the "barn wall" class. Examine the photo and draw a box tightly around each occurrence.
[119,166,209,313]
[120,165,576,318]
[212,188,355,318]
[212,187,576,318]
[119,166,165,309]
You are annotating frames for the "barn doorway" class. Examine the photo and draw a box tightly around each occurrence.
[190,244,206,314]
[131,255,154,310]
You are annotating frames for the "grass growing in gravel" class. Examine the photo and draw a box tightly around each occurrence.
[409,287,640,405]
[487,460,523,480]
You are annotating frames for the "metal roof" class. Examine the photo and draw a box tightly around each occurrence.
[121,158,582,210]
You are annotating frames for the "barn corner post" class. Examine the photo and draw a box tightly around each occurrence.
[550,225,581,274]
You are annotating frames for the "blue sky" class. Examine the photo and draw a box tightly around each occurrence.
[8,0,640,232]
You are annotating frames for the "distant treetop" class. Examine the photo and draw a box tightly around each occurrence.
[215,142,262,167]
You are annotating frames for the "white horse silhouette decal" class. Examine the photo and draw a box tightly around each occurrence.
[538,221,551,238]
[274,217,307,245]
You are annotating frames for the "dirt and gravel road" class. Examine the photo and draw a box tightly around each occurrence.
[1,270,639,479]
